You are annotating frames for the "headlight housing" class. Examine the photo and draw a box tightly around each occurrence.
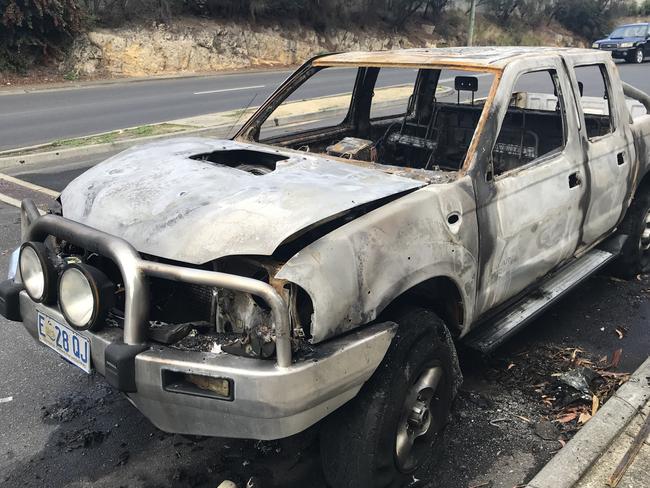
[620,42,634,48]
[19,242,56,304]
[58,264,114,331]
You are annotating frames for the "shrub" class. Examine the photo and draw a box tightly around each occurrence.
[552,0,627,40]
[639,0,650,15]
[1,0,86,70]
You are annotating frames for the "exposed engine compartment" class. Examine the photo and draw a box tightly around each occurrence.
[190,148,288,175]
[49,238,314,360]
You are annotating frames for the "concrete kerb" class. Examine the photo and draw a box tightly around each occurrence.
[526,356,650,488]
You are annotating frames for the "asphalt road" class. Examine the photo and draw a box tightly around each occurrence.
[0,196,648,488]
[2,60,648,151]
[0,67,418,151]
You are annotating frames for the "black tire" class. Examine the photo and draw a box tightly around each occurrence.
[320,309,461,488]
[613,188,650,278]
[627,48,644,64]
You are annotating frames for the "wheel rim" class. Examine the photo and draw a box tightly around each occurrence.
[395,366,443,472]
[638,49,644,63]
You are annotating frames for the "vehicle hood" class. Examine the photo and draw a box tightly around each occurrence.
[60,138,425,264]
[598,36,644,43]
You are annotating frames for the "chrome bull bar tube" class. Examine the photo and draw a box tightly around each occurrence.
[20,199,41,241]
[21,199,292,367]
[26,212,149,346]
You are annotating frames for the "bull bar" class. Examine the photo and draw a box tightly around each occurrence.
[20,199,292,367]
[6,199,397,439]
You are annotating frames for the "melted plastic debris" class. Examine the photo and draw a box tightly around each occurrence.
[171,330,241,352]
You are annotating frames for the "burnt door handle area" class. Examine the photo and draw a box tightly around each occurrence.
[617,152,625,165]
[569,172,582,188]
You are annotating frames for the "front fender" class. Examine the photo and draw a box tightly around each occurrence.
[277,176,480,343]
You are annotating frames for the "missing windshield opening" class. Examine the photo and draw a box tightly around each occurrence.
[190,149,289,175]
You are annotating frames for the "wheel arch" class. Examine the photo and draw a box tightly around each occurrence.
[381,275,465,338]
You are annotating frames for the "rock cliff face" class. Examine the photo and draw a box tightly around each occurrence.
[68,19,437,77]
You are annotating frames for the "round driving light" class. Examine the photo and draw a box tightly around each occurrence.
[19,242,56,303]
[58,264,114,331]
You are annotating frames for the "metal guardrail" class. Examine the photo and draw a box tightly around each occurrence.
[20,199,292,367]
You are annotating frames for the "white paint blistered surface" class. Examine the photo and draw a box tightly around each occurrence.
[60,138,424,264]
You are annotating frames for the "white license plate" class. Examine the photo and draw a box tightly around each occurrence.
[37,312,91,373]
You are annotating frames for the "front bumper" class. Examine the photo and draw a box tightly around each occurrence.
[1,199,397,439]
[14,291,395,439]
[597,46,633,58]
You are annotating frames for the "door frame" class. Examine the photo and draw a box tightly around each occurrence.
[469,56,586,315]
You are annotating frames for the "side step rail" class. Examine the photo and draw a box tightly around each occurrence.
[463,248,617,354]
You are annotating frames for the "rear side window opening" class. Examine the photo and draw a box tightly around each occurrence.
[250,65,496,173]
[573,64,615,140]
[491,69,568,177]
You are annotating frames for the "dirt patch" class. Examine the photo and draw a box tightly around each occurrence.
[0,66,86,88]
[41,385,115,424]
[56,429,109,451]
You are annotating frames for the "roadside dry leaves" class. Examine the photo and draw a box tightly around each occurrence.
[545,347,628,432]
[494,345,630,441]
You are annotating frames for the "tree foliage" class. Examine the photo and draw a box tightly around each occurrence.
[0,0,640,72]
[552,0,626,40]
[90,0,452,29]
[478,0,630,39]
[1,0,85,69]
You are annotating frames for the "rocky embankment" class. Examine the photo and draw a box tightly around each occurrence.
[66,18,438,77]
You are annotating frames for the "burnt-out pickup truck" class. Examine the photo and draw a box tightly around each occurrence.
[2,47,650,487]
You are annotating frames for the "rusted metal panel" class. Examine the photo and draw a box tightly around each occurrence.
[314,47,607,70]
[461,70,502,174]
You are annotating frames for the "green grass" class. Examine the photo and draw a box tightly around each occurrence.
[0,123,195,157]
[48,123,192,149]
[63,70,80,81]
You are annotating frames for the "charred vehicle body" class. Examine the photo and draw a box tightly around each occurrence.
[3,47,650,487]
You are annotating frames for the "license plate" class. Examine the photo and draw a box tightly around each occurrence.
[37,312,91,373]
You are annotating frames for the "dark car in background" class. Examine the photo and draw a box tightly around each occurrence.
[593,23,650,63]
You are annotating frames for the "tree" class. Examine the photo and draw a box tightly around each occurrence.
[478,0,521,22]
[552,0,619,40]
[1,0,86,69]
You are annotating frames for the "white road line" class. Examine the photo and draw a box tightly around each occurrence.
[193,85,266,95]
[0,193,47,215]
[0,193,22,209]
[0,173,60,197]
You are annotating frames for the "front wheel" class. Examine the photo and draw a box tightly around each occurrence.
[319,309,461,488]
[628,48,644,64]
